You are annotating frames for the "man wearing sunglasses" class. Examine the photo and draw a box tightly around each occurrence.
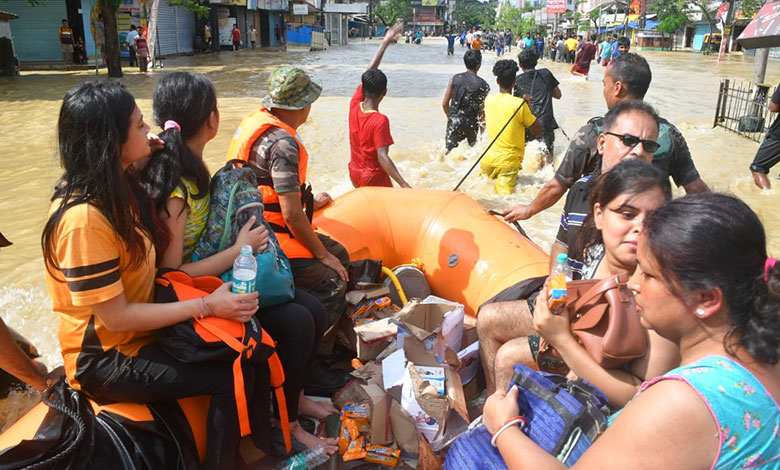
[504,53,709,223]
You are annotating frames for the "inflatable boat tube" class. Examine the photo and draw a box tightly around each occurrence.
[314,188,550,315]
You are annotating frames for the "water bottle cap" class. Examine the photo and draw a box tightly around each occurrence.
[557,253,568,264]
[240,245,253,256]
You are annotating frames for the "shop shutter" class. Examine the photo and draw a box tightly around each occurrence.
[3,0,68,62]
[156,0,178,56]
[175,7,195,53]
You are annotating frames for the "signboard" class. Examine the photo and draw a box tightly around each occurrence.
[737,1,780,49]
[247,0,257,9]
[293,3,308,14]
[628,0,640,21]
[546,0,566,14]
[421,0,444,5]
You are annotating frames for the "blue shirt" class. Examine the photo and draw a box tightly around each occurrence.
[612,41,620,57]
[446,34,456,47]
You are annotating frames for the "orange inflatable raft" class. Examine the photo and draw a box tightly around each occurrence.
[0,188,550,464]
[314,187,551,316]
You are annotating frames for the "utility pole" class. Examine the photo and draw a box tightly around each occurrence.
[754,47,769,84]
[717,0,735,62]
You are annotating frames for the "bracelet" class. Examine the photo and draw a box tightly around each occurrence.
[199,297,214,319]
[490,416,526,448]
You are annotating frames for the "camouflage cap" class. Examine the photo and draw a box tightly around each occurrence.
[262,66,322,110]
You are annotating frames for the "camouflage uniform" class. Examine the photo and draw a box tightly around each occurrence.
[554,116,701,196]
[249,128,348,330]
[251,67,349,331]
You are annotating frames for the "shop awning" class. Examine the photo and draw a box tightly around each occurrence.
[737,1,780,49]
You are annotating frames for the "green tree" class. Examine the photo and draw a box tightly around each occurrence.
[495,4,523,32]
[452,0,495,29]
[739,0,763,19]
[374,0,412,26]
[168,0,211,18]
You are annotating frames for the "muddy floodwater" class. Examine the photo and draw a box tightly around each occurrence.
[0,39,778,405]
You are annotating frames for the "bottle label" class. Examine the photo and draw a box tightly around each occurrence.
[232,278,255,294]
[288,453,306,470]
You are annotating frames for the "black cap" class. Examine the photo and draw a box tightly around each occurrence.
[0,231,12,247]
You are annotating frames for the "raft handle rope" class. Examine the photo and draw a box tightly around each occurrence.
[452,98,529,192]
[24,378,87,470]
[381,266,408,306]
[487,209,529,239]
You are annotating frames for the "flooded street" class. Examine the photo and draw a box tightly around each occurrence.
[0,38,778,373]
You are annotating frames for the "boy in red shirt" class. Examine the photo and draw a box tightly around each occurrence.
[348,23,412,188]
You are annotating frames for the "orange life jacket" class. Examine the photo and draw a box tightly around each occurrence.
[226,108,314,259]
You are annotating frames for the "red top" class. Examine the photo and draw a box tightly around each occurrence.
[348,85,394,176]
[232,28,241,42]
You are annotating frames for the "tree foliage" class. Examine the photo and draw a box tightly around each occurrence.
[168,0,211,18]
[494,4,522,32]
[452,0,496,29]
[739,0,763,19]
[374,0,412,26]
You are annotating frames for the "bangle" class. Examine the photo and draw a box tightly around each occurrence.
[490,416,526,448]
[199,297,213,319]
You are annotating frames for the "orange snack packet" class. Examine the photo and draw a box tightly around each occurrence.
[365,444,401,467]
[343,435,367,462]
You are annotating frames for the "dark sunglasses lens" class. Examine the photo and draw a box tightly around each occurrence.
[621,134,641,147]
[644,140,660,152]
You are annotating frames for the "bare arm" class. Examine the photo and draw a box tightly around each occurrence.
[551,86,562,100]
[549,241,566,272]
[92,282,259,333]
[367,23,403,71]
[159,197,269,278]
[682,178,709,194]
[278,192,348,281]
[504,177,568,222]
[377,146,411,188]
[770,100,780,113]
[483,377,718,469]
[528,118,543,137]
[0,318,48,391]
[442,77,453,118]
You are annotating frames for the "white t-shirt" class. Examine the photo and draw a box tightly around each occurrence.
[126,29,139,47]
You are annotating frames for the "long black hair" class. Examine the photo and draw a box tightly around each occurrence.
[644,193,780,365]
[572,159,667,259]
[42,81,151,273]
[139,72,216,216]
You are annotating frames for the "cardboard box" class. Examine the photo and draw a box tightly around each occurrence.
[354,318,397,362]
[394,296,464,366]
[389,399,418,455]
[332,379,393,446]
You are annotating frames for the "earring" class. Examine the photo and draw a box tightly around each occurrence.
[696,308,705,317]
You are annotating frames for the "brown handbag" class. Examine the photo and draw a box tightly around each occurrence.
[537,273,648,371]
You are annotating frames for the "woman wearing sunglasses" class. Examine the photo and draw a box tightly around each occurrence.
[483,192,780,469]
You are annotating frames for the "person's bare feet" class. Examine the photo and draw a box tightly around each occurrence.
[290,420,339,455]
[298,393,339,420]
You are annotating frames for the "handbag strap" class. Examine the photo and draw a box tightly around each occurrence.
[218,180,242,252]
[572,274,629,312]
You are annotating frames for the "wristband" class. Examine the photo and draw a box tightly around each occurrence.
[490,416,526,447]
[199,297,213,319]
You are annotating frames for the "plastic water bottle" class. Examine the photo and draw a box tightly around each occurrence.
[274,445,329,470]
[232,245,257,294]
[548,253,572,314]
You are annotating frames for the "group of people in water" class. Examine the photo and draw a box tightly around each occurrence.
[2,20,776,470]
